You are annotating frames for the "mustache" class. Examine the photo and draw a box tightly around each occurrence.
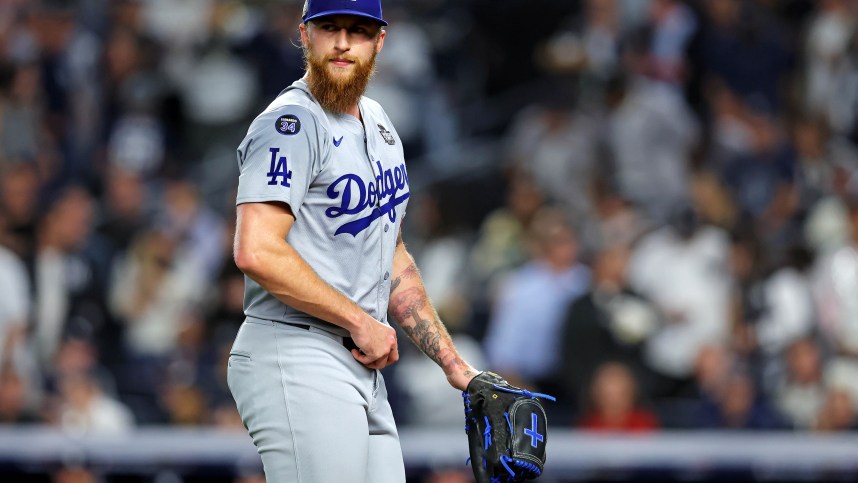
[304,44,378,114]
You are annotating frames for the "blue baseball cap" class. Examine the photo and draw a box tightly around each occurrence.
[303,0,388,26]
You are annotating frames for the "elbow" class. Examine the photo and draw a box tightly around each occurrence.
[233,243,261,276]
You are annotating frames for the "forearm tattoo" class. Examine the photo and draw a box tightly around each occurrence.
[390,264,445,364]
[438,349,475,380]
[390,264,419,293]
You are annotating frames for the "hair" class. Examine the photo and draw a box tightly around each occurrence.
[527,206,575,247]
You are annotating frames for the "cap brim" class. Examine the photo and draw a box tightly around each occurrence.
[304,10,388,26]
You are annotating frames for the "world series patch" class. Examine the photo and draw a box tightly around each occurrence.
[276,114,301,135]
[377,124,395,145]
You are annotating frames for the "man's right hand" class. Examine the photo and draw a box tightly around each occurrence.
[350,316,399,369]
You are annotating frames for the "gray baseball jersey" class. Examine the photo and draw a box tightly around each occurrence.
[235,78,409,336]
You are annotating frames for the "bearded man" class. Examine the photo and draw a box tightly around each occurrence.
[227,1,480,481]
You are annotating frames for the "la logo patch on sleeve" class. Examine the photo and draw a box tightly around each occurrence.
[276,114,301,135]
[377,124,395,145]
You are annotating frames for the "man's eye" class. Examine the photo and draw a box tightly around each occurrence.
[321,24,338,32]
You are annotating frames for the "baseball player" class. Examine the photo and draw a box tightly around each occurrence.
[227,1,479,482]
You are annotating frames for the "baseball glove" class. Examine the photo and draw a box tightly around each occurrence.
[462,372,555,482]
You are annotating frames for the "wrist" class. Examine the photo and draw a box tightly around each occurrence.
[340,307,368,335]
[446,364,479,392]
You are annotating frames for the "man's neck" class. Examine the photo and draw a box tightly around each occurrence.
[344,104,361,120]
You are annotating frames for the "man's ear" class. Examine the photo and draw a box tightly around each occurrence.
[376,29,386,54]
[299,23,309,48]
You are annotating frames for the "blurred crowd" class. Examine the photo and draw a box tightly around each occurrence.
[1,3,858,478]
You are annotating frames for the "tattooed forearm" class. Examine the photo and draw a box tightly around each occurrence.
[438,349,476,379]
[389,287,425,320]
[401,315,442,362]
[389,259,471,377]
[390,264,419,294]
[390,282,446,363]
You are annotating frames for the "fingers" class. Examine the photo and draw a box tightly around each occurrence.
[349,319,398,369]
[351,340,399,369]
[352,349,388,369]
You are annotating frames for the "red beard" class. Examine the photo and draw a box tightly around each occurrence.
[304,42,378,114]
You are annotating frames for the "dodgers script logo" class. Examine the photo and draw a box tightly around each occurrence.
[325,161,409,236]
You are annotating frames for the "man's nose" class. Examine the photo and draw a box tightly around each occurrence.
[334,28,350,51]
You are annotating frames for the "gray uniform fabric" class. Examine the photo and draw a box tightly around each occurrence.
[230,78,409,482]
[235,78,408,336]
[228,317,404,483]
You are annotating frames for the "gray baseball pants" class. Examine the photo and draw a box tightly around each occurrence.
[227,317,405,482]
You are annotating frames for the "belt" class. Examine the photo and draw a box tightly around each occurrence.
[282,322,360,352]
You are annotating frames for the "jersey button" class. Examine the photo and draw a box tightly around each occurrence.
[384,225,389,232]
[384,272,389,280]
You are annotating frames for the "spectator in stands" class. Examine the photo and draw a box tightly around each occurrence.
[813,388,858,431]
[156,178,226,282]
[578,177,651,258]
[49,365,135,434]
[688,170,738,231]
[0,369,39,424]
[792,116,841,209]
[627,206,731,397]
[694,344,733,397]
[813,196,858,352]
[647,0,698,87]
[40,335,132,433]
[694,0,793,112]
[803,150,858,255]
[558,244,660,414]
[578,361,659,432]
[812,196,858,410]
[0,230,30,375]
[109,229,207,359]
[773,337,828,429]
[32,186,108,369]
[468,173,546,340]
[158,308,224,427]
[801,0,857,136]
[102,25,168,177]
[28,0,103,185]
[605,30,700,222]
[0,62,42,164]
[0,161,40,258]
[504,81,600,218]
[721,102,801,263]
[541,0,623,81]
[470,173,546,290]
[484,207,590,393]
[160,381,207,426]
[723,230,816,392]
[724,228,768,360]
[696,368,784,430]
[749,246,816,380]
[96,166,150,264]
